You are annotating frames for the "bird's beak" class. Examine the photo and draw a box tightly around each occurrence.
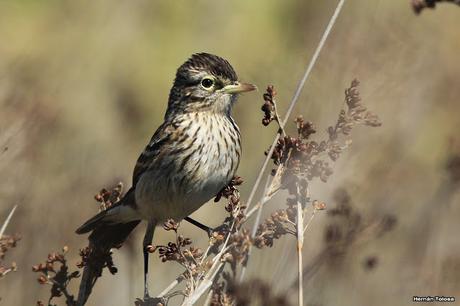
[223,82,257,94]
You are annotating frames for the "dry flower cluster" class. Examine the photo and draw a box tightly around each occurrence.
[0,205,20,304]
[252,79,380,252]
[77,183,123,276]
[149,219,204,296]
[0,234,20,278]
[253,200,325,249]
[94,182,124,212]
[261,85,282,128]
[76,184,126,306]
[77,245,118,275]
[33,246,79,306]
[31,185,125,306]
[411,0,460,14]
[268,79,380,183]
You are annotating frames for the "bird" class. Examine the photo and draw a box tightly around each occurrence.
[75,52,256,299]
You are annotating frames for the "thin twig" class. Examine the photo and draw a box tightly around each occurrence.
[239,0,347,286]
[49,278,77,306]
[244,135,280,214]
[238,171,274,282]
[273,96,287,137]
[0,205,18,238]
[181,223,235,305]
[244,0,346,225]
[201,264,226,306]
[303,207,318,234]
[296,184,304,306]
[282,0,346,128]
[199,245,212,265]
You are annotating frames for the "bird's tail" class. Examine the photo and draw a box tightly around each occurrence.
[76,187,140,236]
[75,187,141,305]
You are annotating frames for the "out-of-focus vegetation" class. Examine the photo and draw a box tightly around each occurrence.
[1,1,460,305]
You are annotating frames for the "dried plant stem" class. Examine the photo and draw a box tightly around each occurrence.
[280,0,346,128]
[0,205,17,238]
[244,135,281,213]
[273,101,287,137]
[202,260,227,306]
[296,185,305,306]
[250,172,274,238]
[181,223,235,305]
[303,207,318,234]
[245,0,346,230]
[239,165,284,282]
[240,1,346,288]
[245,0,346,216]
[238,171,274,282]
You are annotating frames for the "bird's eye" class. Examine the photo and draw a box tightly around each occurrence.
[201,78,214,89]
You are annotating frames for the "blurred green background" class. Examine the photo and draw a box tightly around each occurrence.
[1,0,460,305]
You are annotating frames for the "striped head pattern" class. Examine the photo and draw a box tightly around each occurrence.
[165,53,256,120]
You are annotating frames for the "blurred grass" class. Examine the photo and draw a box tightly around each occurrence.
[1,0,460,305]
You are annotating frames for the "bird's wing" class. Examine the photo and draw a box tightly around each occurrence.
[132,122,173,187]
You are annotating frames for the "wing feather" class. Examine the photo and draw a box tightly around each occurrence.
[132,123,173,186]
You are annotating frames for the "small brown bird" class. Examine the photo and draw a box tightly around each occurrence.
[76,53,256,298]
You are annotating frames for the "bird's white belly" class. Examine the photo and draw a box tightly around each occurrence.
[135,115,240,222]
[135,152,233,222]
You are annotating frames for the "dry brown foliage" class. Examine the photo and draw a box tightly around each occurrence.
[0,234,20,279]
[33,247,79,306]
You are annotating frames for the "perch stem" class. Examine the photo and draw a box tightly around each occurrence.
[245,0,346,213]
[296,184,305,306]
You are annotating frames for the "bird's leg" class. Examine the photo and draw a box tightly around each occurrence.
[143,220,156,299]
[185,217,213,236]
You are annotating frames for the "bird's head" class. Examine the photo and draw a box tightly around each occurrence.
[165,53,256,119]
